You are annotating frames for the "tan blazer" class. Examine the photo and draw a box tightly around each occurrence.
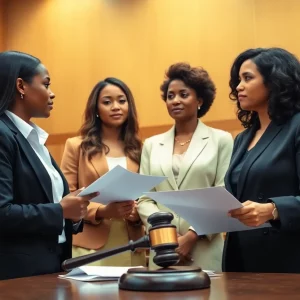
[61,136,144,250]
[137,121,233,271]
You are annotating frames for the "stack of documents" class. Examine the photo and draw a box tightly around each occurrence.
[59,266,143,282]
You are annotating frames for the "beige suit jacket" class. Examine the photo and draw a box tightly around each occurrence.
[137,121,233,238]
[61,136,144,250]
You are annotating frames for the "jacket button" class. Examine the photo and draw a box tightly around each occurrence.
[258,193,264,201]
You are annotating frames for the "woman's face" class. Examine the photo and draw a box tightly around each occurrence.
[19,64,55,119]
[97,84,129,128]
[165,79,202,122]
[236,59,269,112]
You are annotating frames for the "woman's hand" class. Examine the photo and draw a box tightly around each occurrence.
[229,200,274,227]
[176,230,198,263]
[124,202,140,222]
[96,201,135,219]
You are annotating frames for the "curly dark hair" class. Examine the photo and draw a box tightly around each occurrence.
[230,47,300,128]
[160,63,216,118]
[79,77,142,164]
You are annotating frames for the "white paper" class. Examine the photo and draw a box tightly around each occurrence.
[145,186,271,235]
[78,165,166,204]
[59,266,144,282]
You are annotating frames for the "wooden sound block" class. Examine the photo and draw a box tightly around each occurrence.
[118,266,211,292]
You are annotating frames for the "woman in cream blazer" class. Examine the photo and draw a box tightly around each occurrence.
[61,78,146,267]
[138,63,233,271]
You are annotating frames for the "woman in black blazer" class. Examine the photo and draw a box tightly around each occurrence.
[0,51,97,280]
[223,47,300,273]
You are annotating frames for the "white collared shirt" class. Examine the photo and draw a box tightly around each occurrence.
[5,110,66,244]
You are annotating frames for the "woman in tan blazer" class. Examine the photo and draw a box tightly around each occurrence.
[137,63,233,271]
[61,78,146,267]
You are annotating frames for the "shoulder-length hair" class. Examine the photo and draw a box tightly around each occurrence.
[80,77,142,164]
[229,47,300,128]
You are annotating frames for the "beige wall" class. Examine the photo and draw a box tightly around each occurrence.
[254,0,300,56]
[4,0,256,134]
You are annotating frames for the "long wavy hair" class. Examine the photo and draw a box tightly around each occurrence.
[229,47,300,128]
[79,78,142,164]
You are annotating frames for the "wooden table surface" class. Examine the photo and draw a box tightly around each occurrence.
[1,272,300,300]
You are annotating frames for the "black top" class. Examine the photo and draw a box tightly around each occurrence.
[230,149,252,197]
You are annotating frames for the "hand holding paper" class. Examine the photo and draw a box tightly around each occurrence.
[228,200,275,227]
[145,187,271,235]
[78,165,166,205]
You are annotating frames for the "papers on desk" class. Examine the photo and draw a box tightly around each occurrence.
[59,266,220,282]
[59,266,144,282]
[78,165,166,204]
[145,186,271,235]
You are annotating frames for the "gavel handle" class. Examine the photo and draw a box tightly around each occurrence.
[62,235,150,272]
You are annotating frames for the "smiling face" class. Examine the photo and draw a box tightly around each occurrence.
[97,84,129,128]
[165,79,202,122]
[17,64,55,119]
[236,59,269,112]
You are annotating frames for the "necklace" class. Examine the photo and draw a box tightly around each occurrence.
[175,137,191,146]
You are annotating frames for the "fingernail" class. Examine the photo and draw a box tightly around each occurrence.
[227,213,231,217]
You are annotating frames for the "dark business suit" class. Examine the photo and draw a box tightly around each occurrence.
[0,114,79,280]
[223,113,300,273]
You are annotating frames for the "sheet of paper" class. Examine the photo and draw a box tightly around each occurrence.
[145,186,271,235]
[78,165,166,204]
[59,266,144,282]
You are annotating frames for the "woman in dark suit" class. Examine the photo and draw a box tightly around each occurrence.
[0,51,97,280]
[223,47,300,273]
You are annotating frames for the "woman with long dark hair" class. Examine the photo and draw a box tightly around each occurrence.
[224,47,300,273]
[61,78,146,266]
[0,51,96,280]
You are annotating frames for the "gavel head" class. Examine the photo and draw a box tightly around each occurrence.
[147,212,180,268]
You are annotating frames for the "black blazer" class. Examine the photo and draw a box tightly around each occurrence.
[0,114,78,280]
[223,113,300,273]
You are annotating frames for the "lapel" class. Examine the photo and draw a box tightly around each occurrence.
[176,121,209,187]
[90,151,139,178]
[90,152,109,178]
[236,120,283,199]
[158,127,178,190]
[1,114,53,202]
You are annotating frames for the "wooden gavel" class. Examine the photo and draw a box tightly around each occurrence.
[62,212,179,271]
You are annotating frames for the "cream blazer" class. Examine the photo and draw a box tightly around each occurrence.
[137,121,233,270]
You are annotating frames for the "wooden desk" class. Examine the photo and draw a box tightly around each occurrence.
[1,272,300,300]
